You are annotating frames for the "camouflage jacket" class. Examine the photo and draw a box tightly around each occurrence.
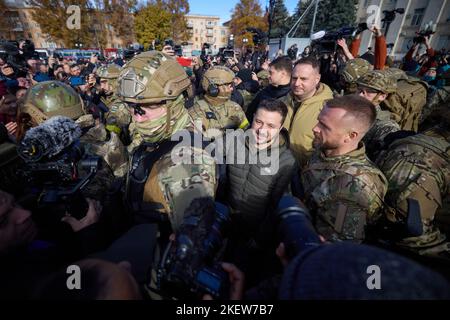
[420,86,450,125]
[189,98,248,139]
[126,126,218,231]
[302,144,388,243]
[76,114,128,179]
[103,96,132,136]
[237,89,255,113]
[375,127,450,249]
[363,105,400,161]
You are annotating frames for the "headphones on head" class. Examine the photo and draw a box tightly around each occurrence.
[205,76,219,97]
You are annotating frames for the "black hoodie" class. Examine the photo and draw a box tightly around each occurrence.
[245,83,291,122]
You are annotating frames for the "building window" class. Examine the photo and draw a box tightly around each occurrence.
[411,8,425,26]
[401,37,414,52]
[195,29,198,34]
[221,30,225,36]
[437,35,450,50]
[364,0,370,7]
[195,37,198,41]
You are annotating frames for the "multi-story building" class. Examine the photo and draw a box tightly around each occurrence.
[1,0,58,48]
[184,14,230,55]
[355,0,450,60]
[1,0,130,49]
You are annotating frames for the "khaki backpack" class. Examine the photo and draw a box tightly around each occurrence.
[381,68,429,132]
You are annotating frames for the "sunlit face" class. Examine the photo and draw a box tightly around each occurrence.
[291,63,320,99]
[357,86,387,104]
[269,66,287,86]
[251,108,283,147]
[312,106,350,152]
[130,103,166,123]
[100,79,114,94]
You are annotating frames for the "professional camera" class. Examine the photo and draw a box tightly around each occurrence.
[0,39,35,76]
[157,197,231,299]
[18,116,101,219]
[413,21,437,44]
[311,23,368,55]
[219,47,235,60]
[275,196,322,259]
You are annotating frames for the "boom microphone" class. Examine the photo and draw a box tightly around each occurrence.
[17,116,82,162]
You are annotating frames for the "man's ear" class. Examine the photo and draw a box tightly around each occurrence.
[316,72,321,85]
[345,130,358,143]
[378,93,388,102]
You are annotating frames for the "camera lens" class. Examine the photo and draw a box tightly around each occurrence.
[276,196,321,259]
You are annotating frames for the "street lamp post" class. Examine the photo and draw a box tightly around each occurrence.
[242,37,248,54]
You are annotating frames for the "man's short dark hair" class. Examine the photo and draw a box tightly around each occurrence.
[294,56,320,74]
[269,56,293,76]
[325,94,376,132]
[257,98,288,124]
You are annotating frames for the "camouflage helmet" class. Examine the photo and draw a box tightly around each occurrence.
[21,81,85,125]
[201,66,235,92]
[96,64,121,79]
[341,58,373,84]
[356,70,397,94]
[117,51,191,104]
[257,70,269,80]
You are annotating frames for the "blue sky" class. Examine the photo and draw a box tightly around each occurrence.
[188,0,298,24]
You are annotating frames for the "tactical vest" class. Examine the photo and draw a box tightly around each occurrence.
[125,131,211,225]
[381,70,428,131]
[191,99,247,135]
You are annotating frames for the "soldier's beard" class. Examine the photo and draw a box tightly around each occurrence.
[313,134,339,152]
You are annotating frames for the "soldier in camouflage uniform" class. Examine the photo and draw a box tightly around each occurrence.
[301,95,388,243]
[340,58,373,94]
[96,64,132,145]
[375,105,450,256]
[18,81,127,197]
[116,51,217,231]
[420,70,450,128]
[356,70,401,160]
[256,70,270,90]
[188,66,248,140]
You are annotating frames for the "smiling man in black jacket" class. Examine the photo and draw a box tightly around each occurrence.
[245,56,293,123]
[221,98,296,286]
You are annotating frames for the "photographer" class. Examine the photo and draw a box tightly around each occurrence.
[349,25,387,70]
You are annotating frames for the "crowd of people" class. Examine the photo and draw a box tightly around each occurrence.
[0,25,450,300]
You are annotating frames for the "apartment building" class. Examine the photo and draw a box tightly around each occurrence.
[356,0,450,59]
[185,14,230,55]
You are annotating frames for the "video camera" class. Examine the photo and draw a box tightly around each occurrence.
[414,21,437,44]
[275,196,322,259]
[157,198,231,299]
[18,116,101,219]
[310,23,369,54]
[0,39,35,76]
